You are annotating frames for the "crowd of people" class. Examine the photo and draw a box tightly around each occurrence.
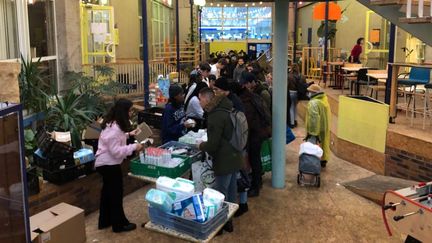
[93,50,332,234]
[160,50,320,234]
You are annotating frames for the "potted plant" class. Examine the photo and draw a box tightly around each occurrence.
[18,56,53,115]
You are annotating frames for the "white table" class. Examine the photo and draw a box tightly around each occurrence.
[342,66,368,72]
[366,73,388,83]
[145,202,239,243]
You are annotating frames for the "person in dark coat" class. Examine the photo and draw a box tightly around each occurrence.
[213,77,245,112]
[161,85,193,144]
[237,73,271,197]
[199,88,243,233]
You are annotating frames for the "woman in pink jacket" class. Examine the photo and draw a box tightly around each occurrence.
[95,99,144,233]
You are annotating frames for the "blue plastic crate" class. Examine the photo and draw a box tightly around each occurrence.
[148,202,228,240]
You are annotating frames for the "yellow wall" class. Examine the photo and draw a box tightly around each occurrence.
[209,42,248,54]
[111,0,141,59]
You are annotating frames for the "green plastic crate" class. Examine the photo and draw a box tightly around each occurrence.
[130,155,191,178]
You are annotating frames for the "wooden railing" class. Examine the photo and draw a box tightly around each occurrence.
[301,47,341,80]
[153,43,206,66]
[82,60,189,96]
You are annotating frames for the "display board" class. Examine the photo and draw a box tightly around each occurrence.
[337,96,389,153]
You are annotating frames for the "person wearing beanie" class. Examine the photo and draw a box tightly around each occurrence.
[213,77,244,112]
[161,85,193,144]
[305,84,331,168]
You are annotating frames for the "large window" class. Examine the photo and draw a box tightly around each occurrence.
[0,0,19,60]
[138,0,173,59]
[27,0,58,91]
[201,6,272,41]
[151,0,172,58]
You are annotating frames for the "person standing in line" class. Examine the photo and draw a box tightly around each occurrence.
[288,64,308,128]
[198,87,243,233]
[233,57,246,83]
[210,58,228,79]
[350,37,364,64]
[212,78,249,217]
[237,72,271,197]
[305,84,331,168]
[95,99,145,233]
[199,62,212,86]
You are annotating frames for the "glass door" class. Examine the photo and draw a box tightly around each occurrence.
[80,3,115,64]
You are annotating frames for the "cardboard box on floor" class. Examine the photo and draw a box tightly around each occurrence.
[135,122,153,143]
[84,118,103,140]
[30,203,86,243]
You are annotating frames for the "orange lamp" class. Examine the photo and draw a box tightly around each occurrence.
[313,2,342,21]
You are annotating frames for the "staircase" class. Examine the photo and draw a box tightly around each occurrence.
[357,0,432,46]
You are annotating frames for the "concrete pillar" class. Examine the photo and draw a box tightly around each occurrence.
[271,0,289,189]
[55,0,82,91]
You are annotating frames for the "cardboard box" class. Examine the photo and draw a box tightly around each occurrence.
[84,120,102,140]
[30,203,86,243]
[135,122,153,143]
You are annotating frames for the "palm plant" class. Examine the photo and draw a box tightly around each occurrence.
[19,56,53,113]
[45,92,99,148]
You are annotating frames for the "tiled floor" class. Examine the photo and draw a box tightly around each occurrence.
[85,122,405,243]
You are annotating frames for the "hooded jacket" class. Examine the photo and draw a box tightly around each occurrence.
[305,92,331,162]
[199,95,243,176]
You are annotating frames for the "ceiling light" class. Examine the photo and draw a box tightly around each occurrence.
[210,2,213,6]
[245,3,248,7]
[217,3,220,7]
[224,4,226,7]
[231,4,233,7]
[252,3,255,6]
[259,1,263,4]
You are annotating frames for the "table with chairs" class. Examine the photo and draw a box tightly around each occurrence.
[388,63,432,126]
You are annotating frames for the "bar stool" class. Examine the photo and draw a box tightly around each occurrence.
[423,83,432,129]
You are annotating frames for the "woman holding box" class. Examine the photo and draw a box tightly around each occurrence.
[95,99,144,233]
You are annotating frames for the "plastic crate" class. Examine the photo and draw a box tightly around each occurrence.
[129,155,190,178]
[148,202,228,240]
[138,107,164,129]
[158,141,202,162]
[42,162,94,185]
[33,151,75,171]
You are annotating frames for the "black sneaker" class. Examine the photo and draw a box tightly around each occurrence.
[320,160,327,168]
[98,223,111,230]
[113,223,137,233]
[222,220,234,233]
[234,203,249,218]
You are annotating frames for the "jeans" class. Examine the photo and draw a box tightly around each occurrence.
[213,172,237,203]
[239,191,248,204]
[289,90,298,126]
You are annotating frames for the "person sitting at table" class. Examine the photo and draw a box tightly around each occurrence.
[349,37,364,64]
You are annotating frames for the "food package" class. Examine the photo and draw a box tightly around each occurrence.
[145,189,173,212]
[156,176,195,201]
[73,148,95,165]
[172,194,206,222]
[203,188,225,210]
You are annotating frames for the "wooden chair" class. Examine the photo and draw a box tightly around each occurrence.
[308,57,322,81]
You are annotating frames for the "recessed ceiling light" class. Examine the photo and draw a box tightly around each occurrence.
[224,4,226,7]
[231,4,233,7]
[252,3,255,6]
[245,3,248,7]
[210,2,213,6]
[217,3,220,7]
[259,1,263,4]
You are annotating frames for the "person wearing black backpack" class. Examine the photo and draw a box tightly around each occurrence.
[198,87,243,234]
[237,72,271,197]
